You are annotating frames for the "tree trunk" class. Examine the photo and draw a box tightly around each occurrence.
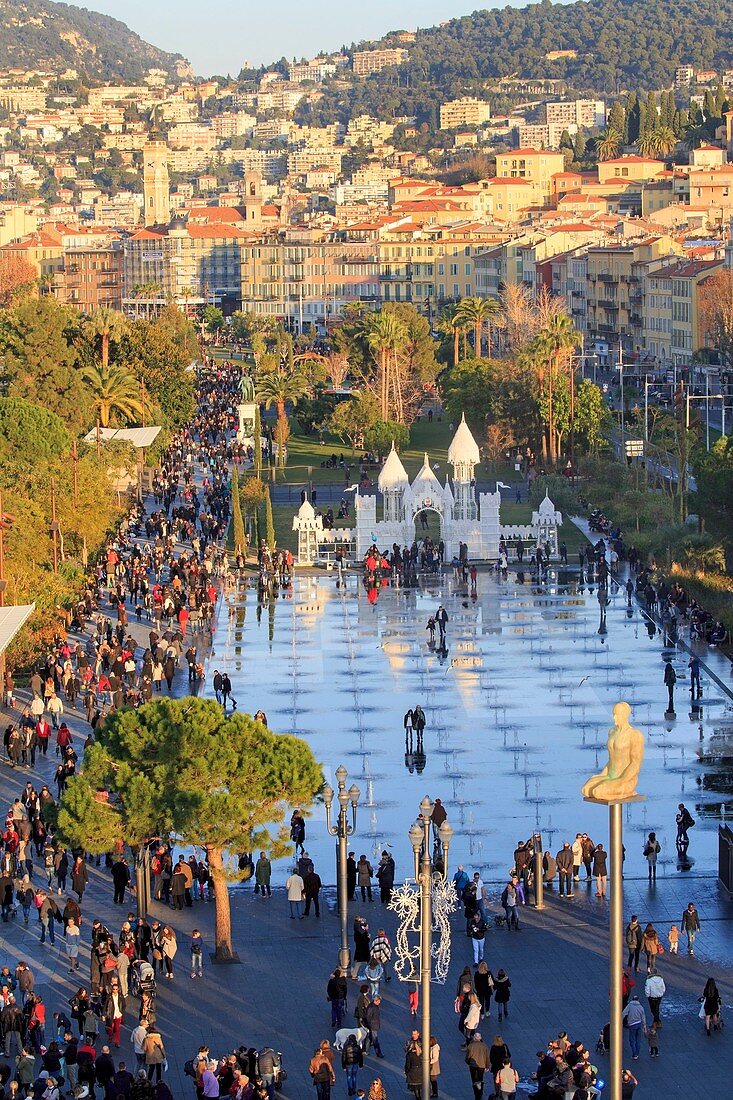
[453,327,459,367]
[102,333,109,371]
[475,321,481,358]
[206,845,234,960]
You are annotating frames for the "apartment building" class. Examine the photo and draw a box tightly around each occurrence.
[287,59,337,83]
[642,259,723,364]
[239,230,380,327]
[0,87,47,112]
[545,99,606,129]
[352,48,408,76]
[122,222,248,315]
[495,149,566,204]
[52,242,124,311]
[517,122,572,149]
[439,97,491,130]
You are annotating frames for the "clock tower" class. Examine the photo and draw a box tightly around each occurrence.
[142,137,170,227]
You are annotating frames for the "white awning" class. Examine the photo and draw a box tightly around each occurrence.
[0,604,35,654]
[82,427,162,449]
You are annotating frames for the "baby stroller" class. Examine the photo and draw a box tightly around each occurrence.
[596,1023,610,1054]
[130,958,156,998]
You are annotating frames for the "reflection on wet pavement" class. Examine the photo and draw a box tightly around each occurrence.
[211,570,733,883]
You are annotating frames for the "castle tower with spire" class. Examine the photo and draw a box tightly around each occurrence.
[377,442,409,521]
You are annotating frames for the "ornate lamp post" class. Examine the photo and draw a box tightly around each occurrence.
[393,796,454,1100]
[323,765,360,971]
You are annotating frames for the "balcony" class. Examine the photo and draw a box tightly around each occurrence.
[599,299,618,309]
[630,313,642,326]
[598,272,616,283]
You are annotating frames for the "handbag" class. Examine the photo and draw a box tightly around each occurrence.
[656,943,665,954]
[699,1003,706,1020]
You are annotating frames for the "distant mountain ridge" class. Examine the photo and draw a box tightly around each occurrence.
[0,0,187,80]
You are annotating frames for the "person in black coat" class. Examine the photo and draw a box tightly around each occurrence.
[111,859,130,905]
[341,1034,364,1097]
[303,869,322,918]
[376,852,395,904]
[346,852,357,901]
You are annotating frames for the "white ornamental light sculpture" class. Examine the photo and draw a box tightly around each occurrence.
[377,442,409,522]
[389,873,456,983]
[448,413,480,521]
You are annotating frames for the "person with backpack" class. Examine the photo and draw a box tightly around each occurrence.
[676,804,694,846]
[643,832,661,883]
[341,1034,363,1097]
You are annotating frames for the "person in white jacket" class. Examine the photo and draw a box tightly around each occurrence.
[285,870,304,919]
[572,834,584,881]
[644,972,666,1026]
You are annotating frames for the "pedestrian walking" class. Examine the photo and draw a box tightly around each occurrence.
[376,851,395,904]
[474,962,494,1019]
[593,843,608,897]
[626,915,642,971]
[465,1031,489,1099]
[352,916,370,980]
[161,926,177,979]
[494,971,511,1022]
[700,977,722,1036]
[642,923,660,974]
[495,1057,519,1100]
[668,924,679,955]
[689,655,701,699]
[341,1033,363,1097]
[469,911,487,965]
[645,972,665,1025]
[327,968,347,1029]
[621,995,647,1060]
[663,661,676,711]
[254,851,272,897]
[676,804,695,847]
[643,832,660,883]
[71,856,88,903]
[304,867,322,918]
[190,929,203,979]
[681,902,700,955]
[357,855,373,902]
[66,918,80,973]
[364,996,384,1058]
[286,868,305,920]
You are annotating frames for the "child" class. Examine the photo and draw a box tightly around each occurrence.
[426,617,436,644]
[648,1024,659,1058]
[190,929,203,979]
[408,979,418,1017]
[668,924,679,955]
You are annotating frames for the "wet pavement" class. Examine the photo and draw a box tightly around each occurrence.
[211,566,733,887]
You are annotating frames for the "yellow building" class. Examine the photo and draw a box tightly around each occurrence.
[597,154,666,185]
[495,148,566,203]
[687,165,733,224]
[642,258,723,364]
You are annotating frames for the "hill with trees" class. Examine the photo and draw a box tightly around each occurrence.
[298,0,733,127]
[0,0,187,80]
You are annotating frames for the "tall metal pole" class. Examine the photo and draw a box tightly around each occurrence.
[644,379,649,442]
[705,369,710,452]
[337,827,349,971]
[324,765,359,972]
[420,811,432,1100]
[609,802,623,1100]
[619,347,625,448]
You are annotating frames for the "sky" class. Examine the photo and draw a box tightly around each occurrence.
[63,0,522,76]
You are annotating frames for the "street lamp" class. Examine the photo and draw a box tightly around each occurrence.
[409,796,453,1100]
[323,764,360,971]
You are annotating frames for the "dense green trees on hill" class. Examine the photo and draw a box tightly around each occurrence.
[298,0,733,127]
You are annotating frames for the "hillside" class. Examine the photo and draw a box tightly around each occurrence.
[298,0,733,126]
[0,0,187,80]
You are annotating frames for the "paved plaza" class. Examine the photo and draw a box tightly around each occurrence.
[1,550,732,1098]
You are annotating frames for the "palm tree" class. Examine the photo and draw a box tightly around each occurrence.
[435,304,467,367]
[455,295,502,358]
[256,370,310,432]
[596,129,622,161]
[84,306,127,370]
[651,125,677,157]
[361,310,408,420]
[534,313,581,464]
[80,363,144,427]
[636,131,659,158]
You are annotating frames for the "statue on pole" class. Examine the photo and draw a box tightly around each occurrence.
[582,701,644,803]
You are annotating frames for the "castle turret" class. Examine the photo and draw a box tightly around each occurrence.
[377,442,409,521]
[448,413,479,520]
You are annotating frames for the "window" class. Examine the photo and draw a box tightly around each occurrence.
[438,263,444,276]
[450,264,458,276]
[465,264,471,276]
